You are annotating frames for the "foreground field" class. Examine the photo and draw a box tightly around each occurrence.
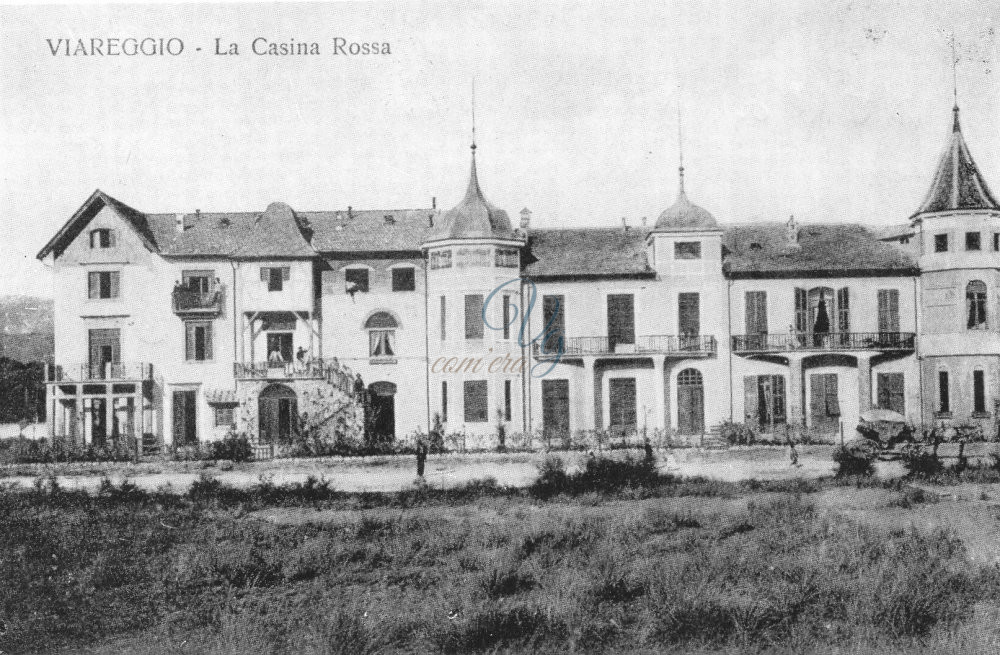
[4,469,1000,654]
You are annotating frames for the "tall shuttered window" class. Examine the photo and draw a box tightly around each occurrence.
[876,372,905,415]
[185,321,213,362]
[877,290,900,333]
[974,370,987,414]
[465,294,484,339]
[938,371,950,414]
[464,380,488,423]
[678,292,700,337]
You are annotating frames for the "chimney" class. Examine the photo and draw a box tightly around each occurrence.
[786,214,800,248]
[175,213,185,233]
[432,196,437,210]
[384,214,395,225]
[520,207,532,229]
[348,205,353,220]
[622,216,629,232]
[428,214,434,228]
[641,216,647,227]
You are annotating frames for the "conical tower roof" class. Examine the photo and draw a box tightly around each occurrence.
[425,146,514,242]
[913,106,1000,217]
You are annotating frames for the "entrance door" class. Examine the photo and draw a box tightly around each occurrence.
[366,381,397,442]
[809,373,840,434]
[677,368,704,434]
[609,377,637,435]
[89,328,120,379]
[607,294,635,352]
[172,390,197,445]
[259,384,297,443]
[542,379,570,440]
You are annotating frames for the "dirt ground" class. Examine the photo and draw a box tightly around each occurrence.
[1,443,995,495]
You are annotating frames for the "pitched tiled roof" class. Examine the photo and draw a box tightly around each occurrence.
[913,106,1000,217]
[522,228,655,279]
[722,223,918,277]
[306,209,435,252]
[37,189,160,259]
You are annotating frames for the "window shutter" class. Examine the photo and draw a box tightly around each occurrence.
[108,230,116,247]
[88,272,99,299]
[744,376,759,426]
[794,288,808,333]
[837,287,849,333]
[465,295,484,339]
[772,376,787,422]
[745,291,767,335]
[678,292,700,336]
[825,374,840,416]
[204,323,213,360]
[110,272,120,298]
[260,267,269,282]
[185,323,195,361]
[282,266,291,281]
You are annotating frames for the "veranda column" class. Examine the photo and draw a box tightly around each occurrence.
[581,358,596,431]
[857,354,873,415]
[787,354,805,427]
[653,358,666,431]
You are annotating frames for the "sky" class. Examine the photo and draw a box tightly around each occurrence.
[2,1,1000,297]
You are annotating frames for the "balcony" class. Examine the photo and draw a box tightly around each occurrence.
[533,335,717,359]
[235,358,330,381]
[731,332,916,355]
[172,287,224,317]
[46,362,154,383]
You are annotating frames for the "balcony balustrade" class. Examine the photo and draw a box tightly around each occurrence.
[533,335,717,359]
[172,287,224,316]
[46,362,154,383]
[731,332,916,355]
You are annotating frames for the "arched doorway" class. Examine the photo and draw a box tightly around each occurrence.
[366,381,396,443]
[677,368,704,435]
[259,384,297,444]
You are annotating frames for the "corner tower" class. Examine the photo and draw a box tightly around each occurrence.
[915,103,1000,430]
[422,139,527,443]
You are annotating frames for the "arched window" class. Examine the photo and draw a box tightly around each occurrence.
[678,368,703,386]
[967,280,987,330]
[365,312,398,358]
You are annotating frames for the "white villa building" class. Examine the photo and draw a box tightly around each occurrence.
[36,103,1000,452]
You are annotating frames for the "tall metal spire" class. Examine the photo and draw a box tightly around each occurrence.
[677,103,685,196]
[951,36,961,132]
[471,78,477,152]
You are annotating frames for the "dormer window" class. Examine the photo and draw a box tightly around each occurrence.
[966,232,981,251]
[260,266,290,292]
[674,241,702,260]
[89,228,115,249]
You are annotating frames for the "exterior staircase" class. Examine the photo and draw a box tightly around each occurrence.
[700,425,729,450]
[140,433,162,457]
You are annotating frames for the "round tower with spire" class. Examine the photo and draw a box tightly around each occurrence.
[422,132,527,445]
[914,101,1000,430]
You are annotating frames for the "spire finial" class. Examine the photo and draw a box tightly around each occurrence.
[677,102,685,196]
[471,78,477,153]
[951,36,962,132]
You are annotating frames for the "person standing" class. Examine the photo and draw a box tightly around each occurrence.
[416,437,428,478]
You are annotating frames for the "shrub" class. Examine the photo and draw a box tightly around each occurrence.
[901,443,944,478]
[209,433,253,462]
[530,454,568,499]
[719,420,755,446]
[833,440,877,477]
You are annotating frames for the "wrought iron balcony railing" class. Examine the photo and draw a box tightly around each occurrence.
[46,362,154,383]
[172,287,224,316]
[731,332,916,354]
[533,334,717,358]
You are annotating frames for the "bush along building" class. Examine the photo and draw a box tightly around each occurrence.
[35,103,1000,455]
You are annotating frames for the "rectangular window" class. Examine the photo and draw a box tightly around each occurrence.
[503,295,511,340]
[938,371,950,414]
[185,321,213,361]
[391,267,415,292]
[607,294,636,350]
[260,266,290,291]
[440,296,447,341]
[213,406,235,427]
[89,228,114,249]
[182,270,214,293]
[934,233,949,253]
[465,294,484,339]
[495,248,520,268]
[464,380,488,422]
[674,241,702,260]
[877,289,900,333]
[876,372,905,415]
[345,268,369,293]
[441,381,448,423]
[974,370,986,414]
[430,249,452,269]
[504,379,512,421]
[609,378,638,431]
[678,292,700,337]
[266,332,293,363]
[967,232,982,251]
[994,233,999,252]
[745,291,768,335]
[87,271,120,299]
[542,295,565,354]
[744,375,786,430]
